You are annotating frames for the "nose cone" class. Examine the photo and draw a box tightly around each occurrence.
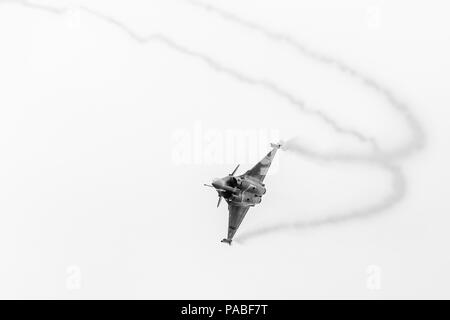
[212,178,222,189]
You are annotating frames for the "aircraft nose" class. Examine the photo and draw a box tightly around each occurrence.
[211,178,221,189]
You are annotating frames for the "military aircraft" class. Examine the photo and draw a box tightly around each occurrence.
[204,143,282,245]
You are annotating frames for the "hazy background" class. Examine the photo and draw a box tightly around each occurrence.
[0,0,449,299]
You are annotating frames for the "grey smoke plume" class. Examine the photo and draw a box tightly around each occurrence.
[237,138,406,243]
[2,0,426,242]
[185,0,426,160]
[1,0,381,150]
[82,5,383,152]
[180,0,426,242]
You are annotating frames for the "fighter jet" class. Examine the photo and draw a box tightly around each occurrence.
[204,143,282,245]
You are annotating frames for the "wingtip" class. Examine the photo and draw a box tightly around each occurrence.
[270,141,283,149]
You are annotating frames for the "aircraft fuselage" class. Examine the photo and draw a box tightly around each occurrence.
[212,175,265,207]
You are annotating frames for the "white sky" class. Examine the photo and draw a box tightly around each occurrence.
[0,0,449,299]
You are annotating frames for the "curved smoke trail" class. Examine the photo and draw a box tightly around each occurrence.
[180,0,426,242]
[238,138,407,242]
[1,0,426,242]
